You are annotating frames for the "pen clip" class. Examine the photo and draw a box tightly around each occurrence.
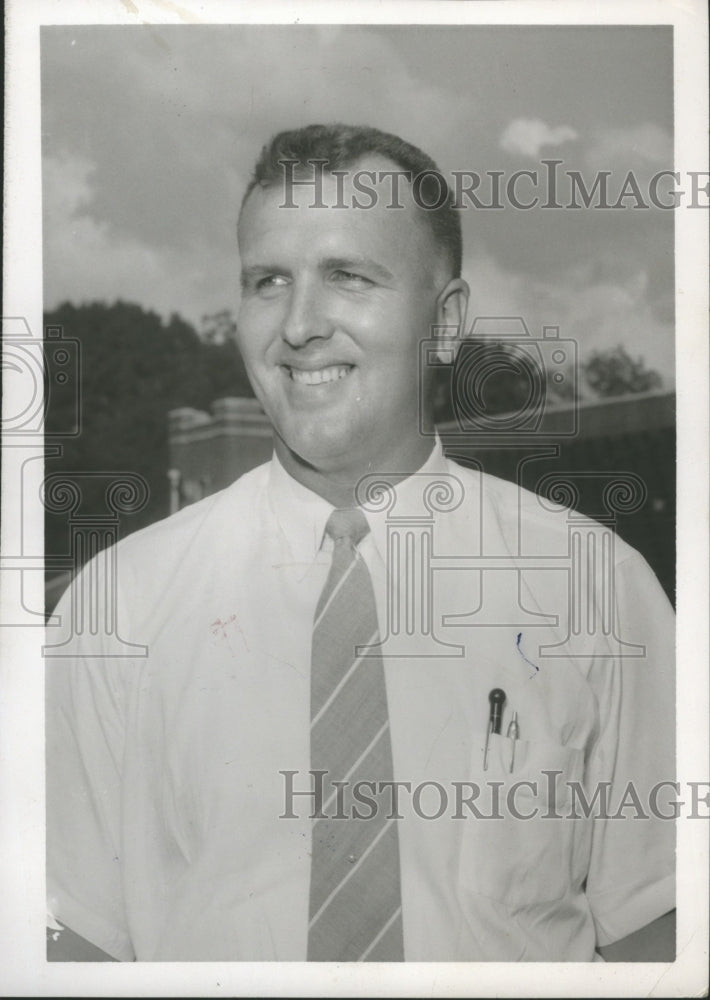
[506,710,519,773]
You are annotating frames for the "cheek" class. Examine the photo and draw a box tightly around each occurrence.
[235,327,273,375]
[236,303,281,357]
[366,321,429,379]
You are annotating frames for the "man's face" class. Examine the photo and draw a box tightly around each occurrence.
[236,155,467,482]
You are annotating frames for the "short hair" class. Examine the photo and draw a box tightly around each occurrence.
[241,123,462,279]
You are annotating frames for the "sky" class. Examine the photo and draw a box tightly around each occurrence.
[40,24,675,380]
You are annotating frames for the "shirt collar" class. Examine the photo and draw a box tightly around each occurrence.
[362,440,449,563]
[267,452,334,566]
[267,438,449,566]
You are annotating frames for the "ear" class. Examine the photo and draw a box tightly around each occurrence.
[434,278,469,362]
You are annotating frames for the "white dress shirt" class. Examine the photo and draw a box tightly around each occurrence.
[46,442,675,961]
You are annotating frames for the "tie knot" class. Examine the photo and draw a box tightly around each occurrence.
[325,508,370,547]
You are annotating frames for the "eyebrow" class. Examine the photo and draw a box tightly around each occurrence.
[240,255,395,288]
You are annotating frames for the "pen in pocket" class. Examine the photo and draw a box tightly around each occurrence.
[506,711,519,773]
[483,688,506,771]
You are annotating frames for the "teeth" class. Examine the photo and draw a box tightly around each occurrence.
[290,366,351,385]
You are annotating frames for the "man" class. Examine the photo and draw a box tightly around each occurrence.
[47,124,675,961]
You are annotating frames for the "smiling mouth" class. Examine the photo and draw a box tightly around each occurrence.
[286,365,353,386]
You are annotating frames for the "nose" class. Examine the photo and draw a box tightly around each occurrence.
[281,276,332,348]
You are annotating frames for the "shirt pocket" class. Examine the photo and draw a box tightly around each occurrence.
[456,731,585,911]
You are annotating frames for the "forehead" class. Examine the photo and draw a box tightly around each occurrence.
[237,155,441,275]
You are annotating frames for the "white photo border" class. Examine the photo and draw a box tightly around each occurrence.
[2,0,708,995]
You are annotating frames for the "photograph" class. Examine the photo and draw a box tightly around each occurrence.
[1,1,708,995]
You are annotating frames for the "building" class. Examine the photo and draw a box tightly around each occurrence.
[167,390,675,604]
[167,396,274,511]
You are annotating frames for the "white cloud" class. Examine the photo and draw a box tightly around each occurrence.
[500,118,578,158]
[42,151,673,386]
[42,26,475,315]
[42,153,239,326]
[40,27,673,383]
[585,123,672,170]
[463,252,673,387]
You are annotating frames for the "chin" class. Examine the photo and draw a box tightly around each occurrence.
[282,428,364,473]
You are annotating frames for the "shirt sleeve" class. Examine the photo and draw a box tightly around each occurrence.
[584,550,676,946]
[45,558,137,962]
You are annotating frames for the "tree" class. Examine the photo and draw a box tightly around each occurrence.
[430,339,579,425]
[201,309,237,345]
[44,300,254,561]
[583,346,662,397]
[429,340,663,425]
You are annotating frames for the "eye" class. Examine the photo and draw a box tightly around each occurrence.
[331,269,374,288]
[243,273,290,297]
[255,274,289,291]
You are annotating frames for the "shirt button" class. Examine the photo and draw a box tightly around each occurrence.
[347,854,358,864]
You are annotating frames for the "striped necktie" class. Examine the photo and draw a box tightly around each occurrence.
[307,508,404,961]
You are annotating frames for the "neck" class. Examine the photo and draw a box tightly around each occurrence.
[274,436,436,508]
